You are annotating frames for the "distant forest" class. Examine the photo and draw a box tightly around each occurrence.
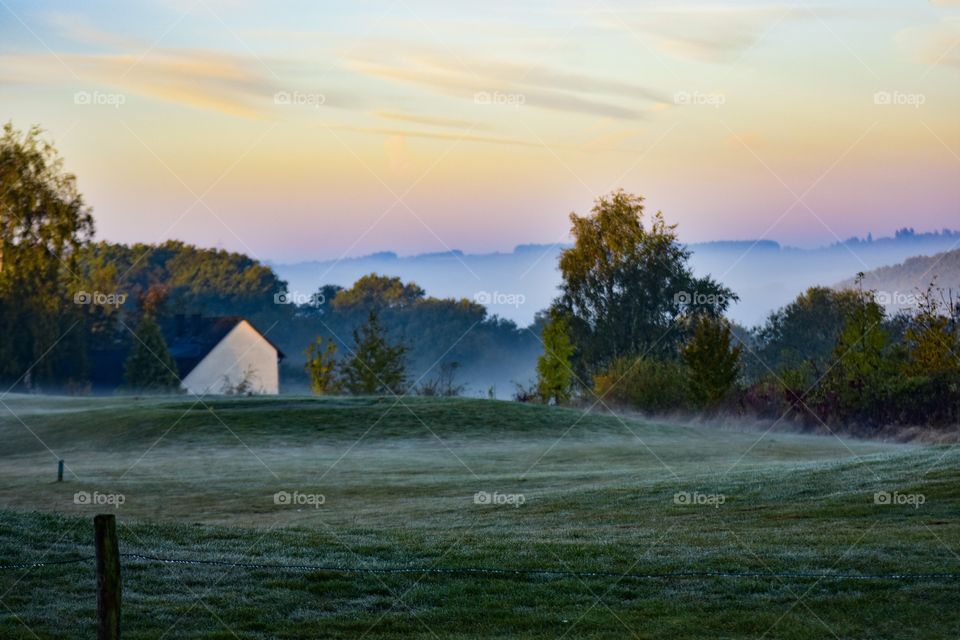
[75,241,543,394]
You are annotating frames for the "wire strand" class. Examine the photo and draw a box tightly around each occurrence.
[4,552,959,581]
[117,553,960,581]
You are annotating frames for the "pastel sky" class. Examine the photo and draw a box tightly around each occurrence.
[1,0,958,262]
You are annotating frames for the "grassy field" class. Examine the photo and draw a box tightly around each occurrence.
[0,394,958,638]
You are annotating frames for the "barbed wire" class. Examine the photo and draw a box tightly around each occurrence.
[0,556,92,570]
[3,552,959,581]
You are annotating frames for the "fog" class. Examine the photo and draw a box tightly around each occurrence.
[273,232,960,329]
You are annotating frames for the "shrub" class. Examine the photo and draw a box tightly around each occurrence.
[593,356,690,413]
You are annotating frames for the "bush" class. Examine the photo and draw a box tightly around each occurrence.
[593,357,690,413]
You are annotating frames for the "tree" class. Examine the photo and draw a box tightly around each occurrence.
[341,311,407,395]
[536,314,575,404]
[332,274,425,311]
[822,275,892,424]
[682,316,743,409]
[894,285,960,424]
[751,287,862,384]
[904,285,959,378]
[305,336,339,394]
[0,123,95,387]
[554,189,735,374]
[124,315,181,392]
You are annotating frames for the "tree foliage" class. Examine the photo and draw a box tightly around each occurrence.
[555,189,734,374]
[0,123,95,388]
[536,314,575,404]
[682,316,743,409]
[341,311,407,395]
[750,287,861,384]
[593,356,690,413]
[333,274,425,311]
[123,315,180,392]
[305,336,339,395]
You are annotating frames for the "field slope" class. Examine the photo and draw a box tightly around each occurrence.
[0,395,958,638]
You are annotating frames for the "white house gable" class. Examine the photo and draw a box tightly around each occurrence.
[181,320,280,395]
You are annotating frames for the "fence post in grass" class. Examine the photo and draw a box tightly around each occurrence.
[94,514,121,640]
[57,459,64,482]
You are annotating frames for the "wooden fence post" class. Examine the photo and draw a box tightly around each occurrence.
[57,460,64,482]
[94,514,121,640]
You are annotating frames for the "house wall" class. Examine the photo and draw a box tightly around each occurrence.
[181,321,280,395]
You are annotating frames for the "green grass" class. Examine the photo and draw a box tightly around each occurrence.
[0,395,957,638]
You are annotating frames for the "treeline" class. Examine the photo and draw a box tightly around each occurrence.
[0,123,539,394]
[532,190,960,432]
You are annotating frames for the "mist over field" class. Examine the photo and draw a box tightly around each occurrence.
[3,0,960,637]
[274,231,960,328]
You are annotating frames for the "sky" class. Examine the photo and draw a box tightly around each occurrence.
[1,0,958,263]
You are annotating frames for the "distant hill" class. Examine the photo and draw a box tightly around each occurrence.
[835,248,960,309]
[272,230,960,327]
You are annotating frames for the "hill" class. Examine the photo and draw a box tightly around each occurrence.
[273,231,960,327]
[835,248,960,308]
[1,395,958,638]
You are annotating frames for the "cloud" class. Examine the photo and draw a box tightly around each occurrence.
[0,48,277,118]
[346,46,663,121]
[595,4,850,63]
[322,124,544,149]
[373,110,488,130]
[896,17,960,71]
[42,11,143,50]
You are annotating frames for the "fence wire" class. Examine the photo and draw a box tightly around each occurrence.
[2,553,959,581]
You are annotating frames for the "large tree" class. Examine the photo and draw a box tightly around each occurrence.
[554,189,734,374]
[0,123,95,388]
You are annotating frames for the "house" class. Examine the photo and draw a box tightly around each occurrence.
[89,315,285,395]
[167,315,284,395]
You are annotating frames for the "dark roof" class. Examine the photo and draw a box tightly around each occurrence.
[89,315,284,390]
[164,315,285,378]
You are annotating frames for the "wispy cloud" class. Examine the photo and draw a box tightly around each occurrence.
[897,16,960,71]
[322,124,543,148]
[347,45,663,121]
[0,48,277,118]
[593,4,853,63]
[42,10,143,50]
[373,109,487,130]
